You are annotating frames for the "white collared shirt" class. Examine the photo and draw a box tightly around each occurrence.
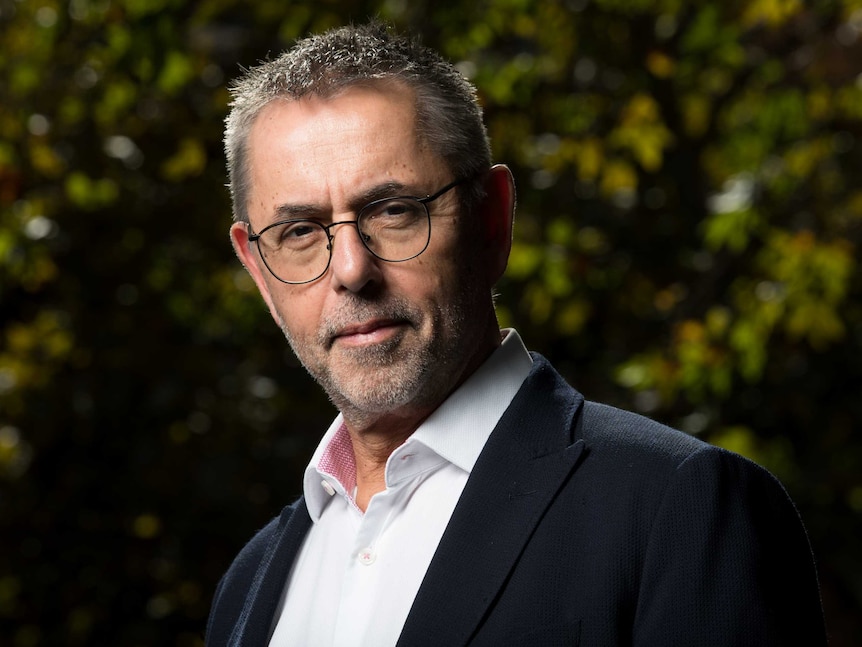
[268,329,533,647]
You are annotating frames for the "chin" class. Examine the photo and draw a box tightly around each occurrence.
[325,359,446,416]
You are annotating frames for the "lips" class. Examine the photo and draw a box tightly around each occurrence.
[335,318,395,336]
[320,297,417,348]
[329,318,407,347]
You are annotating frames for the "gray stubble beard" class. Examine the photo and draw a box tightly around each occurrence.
[274,294,469,426]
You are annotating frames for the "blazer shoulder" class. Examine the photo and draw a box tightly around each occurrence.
[579,399,709,467]
[526,355,777,483]
[206,499,304,644]
[579,399,792,489]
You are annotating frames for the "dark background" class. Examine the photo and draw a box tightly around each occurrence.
[1,0,860,644]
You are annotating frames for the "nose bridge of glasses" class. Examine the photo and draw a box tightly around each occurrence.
[324,219,371,247]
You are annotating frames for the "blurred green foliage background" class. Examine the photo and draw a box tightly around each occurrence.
[1,0,860,644]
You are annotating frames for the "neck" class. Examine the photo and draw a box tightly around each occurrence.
[346,413,426,511]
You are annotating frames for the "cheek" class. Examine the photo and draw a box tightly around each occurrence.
[389,265,439,307]
[269,287,321,335]
[404,255,456,298]
[421,223,470,275]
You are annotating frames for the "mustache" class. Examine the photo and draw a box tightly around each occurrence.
[318,296,418,346]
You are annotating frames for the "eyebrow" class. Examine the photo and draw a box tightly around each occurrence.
[269,180,422,224]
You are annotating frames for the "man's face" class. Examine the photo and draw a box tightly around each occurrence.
[232,83,505,426]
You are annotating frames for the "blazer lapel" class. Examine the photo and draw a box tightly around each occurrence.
[397,356,587,646]
[229,499,313,647]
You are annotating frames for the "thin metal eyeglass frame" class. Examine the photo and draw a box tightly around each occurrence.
[247,177,469,284]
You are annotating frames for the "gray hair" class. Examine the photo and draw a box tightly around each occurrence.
[223,21,492,223]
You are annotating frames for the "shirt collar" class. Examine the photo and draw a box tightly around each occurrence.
[302,329,533,520]
[406,328,532,473]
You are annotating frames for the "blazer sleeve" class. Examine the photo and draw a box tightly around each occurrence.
[632,446,827,646]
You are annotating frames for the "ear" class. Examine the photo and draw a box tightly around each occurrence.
[229,222,281,325]
[477,164,516,285]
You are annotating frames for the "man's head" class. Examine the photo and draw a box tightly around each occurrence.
[226,23,515,431]
[224,21,492,224]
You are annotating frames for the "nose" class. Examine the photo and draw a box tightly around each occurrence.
[326,221,382,293]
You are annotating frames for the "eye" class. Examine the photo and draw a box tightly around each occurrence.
[362,198,424,225]
[280,221,319,239]
[259,220,323,251]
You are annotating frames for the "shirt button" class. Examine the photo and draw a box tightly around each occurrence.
[358,548,376,565]
[321,480,336,496]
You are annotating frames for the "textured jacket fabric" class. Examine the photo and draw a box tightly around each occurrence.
[206,354,827,646]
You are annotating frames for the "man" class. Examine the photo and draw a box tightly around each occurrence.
[207,22,827,647]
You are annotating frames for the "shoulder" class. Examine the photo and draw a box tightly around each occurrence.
[206,499,304,644]
[579,399,791,490]
[526,355,785,499]
[576,398,793,501]
[216,513,284,587]
[579,399,704,461]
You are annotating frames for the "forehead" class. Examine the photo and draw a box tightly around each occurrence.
[242,81,455,227]
[247,82,442,186]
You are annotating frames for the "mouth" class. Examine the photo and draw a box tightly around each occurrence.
[330,318,408,348]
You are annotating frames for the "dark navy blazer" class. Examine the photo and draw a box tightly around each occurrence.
[206,354,827,646]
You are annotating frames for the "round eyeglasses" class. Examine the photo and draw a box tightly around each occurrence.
[247,177,468,284]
